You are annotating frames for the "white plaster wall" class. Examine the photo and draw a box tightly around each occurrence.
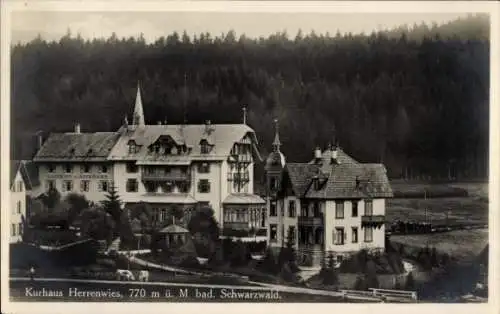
[10,172,26,243]
[38,163,114,203]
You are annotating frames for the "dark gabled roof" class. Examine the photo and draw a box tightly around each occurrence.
[33,132,121,162]
[10,160,39,190]
[285,163,322,197]
[284,148,393,199]
[305,163,393,199]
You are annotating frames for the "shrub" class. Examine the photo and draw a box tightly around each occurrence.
[405,272,416,290]
[353,275,367,290]
[257,248,279,274]
[319,267,338,285]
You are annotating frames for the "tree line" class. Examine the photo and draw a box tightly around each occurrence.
[11,14,489,180]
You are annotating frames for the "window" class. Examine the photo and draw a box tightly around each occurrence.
[365,200,373,216]
[178,182,189,193]
[80,180,90,192]
[352,201,358,217]
[198,179,210,193]
[17,201,21,214]
[335,201,344,219]
[288,226,296,244]
[99,180,109,192]
[364,227,373,242]
[270,224,277,242]
[335,227,345,245]
[81,164,91,173]
[100,165,108,173]
[261,209,266,227]
[11,224,16,236]
[17,181,23,192]
[63,180,73,192]
[19,223,23,236]
[128,141,138,154]
[65,164,72,173]
[46,180,55,190]
[352,227,358,243]
[198,163,210,173]
[200,140,210,154]
[313,202,321,217]
[126,162,138,173]
[270,202,277,216]
[48,164,56,173]
[288,200,296,217]
[126,179,138,192]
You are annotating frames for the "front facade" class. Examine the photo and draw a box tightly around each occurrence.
[32,84,266,241]
[10,161,30,243]
[265,132,393,267]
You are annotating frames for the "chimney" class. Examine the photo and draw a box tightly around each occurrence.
[37,133,43,151]
[74,123,81,134]
[331,143,338,164]
[205,120,212,134]
[314,146,322,159]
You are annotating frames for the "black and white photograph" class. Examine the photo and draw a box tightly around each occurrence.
[1,0,498,312]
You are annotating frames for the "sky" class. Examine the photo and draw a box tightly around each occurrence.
[11,11,471,44]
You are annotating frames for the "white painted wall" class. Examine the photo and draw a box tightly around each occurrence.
[10,171,26,243]
[38,163,114,203]
[324,198,385,253]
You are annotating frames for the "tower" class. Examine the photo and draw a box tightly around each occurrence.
[132,81,145,127]
[265,119,286,199]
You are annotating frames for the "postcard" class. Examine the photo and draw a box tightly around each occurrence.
[1,1,498,314]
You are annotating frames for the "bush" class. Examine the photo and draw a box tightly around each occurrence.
[353,275,367,290]
[319,267,338,285]
[257,248,279,274]
[405,271,416,290]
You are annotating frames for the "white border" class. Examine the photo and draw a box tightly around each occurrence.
[1,1,499,314]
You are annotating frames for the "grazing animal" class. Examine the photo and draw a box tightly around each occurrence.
[116,269,135,281]
[138,270,149,282]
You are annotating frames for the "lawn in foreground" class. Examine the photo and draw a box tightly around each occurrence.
[386,197,488,226]
[390,229,488,263]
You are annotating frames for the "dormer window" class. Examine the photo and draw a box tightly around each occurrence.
[313,177,320,190]
[200,139,211,154]
[128,140,139,154]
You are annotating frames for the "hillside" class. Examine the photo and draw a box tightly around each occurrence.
[11,14,489,180]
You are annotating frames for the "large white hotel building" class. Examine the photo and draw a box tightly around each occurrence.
[31,83,393,266]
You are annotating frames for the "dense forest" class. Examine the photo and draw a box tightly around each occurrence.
[11,14,490,180]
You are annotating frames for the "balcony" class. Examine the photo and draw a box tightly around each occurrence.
[221,227,267,238]
[224,222,248,230]
[141,169,191,182]
[298,216,324,226]
[361,215,385,228]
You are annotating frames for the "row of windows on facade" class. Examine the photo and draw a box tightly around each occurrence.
[46,180,112,192]
[11,223,23,237]
[46,178,212,194]
[269,225,374,244]
[269,200,374,218]
[12,181,24,192]
[45,162,250,177]
[128,141,214,155]
[46,164,110,174]
[223,208,267,227]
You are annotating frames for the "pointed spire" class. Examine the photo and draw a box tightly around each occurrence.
[272,119,281,152]
[133,81,145,126]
